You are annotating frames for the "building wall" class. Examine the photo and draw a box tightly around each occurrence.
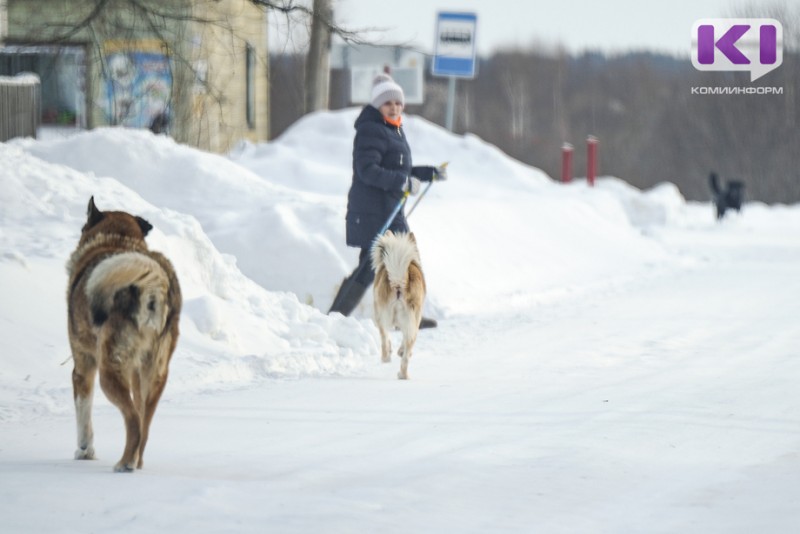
[186,0,269,151]
[5,0,268,153]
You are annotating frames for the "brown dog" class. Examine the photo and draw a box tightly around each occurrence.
[66,197,181,472]
[371,231,426,379]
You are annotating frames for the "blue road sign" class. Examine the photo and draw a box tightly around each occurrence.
[433,12,478,78]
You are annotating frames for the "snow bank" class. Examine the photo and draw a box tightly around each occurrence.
[15,110,683,317]
[0,142,378,422]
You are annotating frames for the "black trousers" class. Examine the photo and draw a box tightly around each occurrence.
[353,247,375,286]
[328,247,373,315]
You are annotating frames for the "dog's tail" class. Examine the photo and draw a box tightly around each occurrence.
[709,172,721,195]
[86,252,170,331]
[371,231,422,286]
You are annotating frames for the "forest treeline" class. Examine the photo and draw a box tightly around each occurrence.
[270,49,799,204]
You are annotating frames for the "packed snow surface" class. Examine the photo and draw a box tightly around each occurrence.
[1,109,798,533]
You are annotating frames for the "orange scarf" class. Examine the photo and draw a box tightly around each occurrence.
[384,115,402,128]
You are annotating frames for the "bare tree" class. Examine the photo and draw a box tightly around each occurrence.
[304,0,331,113]
[20,0,365,122]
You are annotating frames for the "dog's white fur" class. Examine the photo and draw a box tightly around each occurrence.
[371,231,426,379]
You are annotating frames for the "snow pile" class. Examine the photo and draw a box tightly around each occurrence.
[0,141,378,422]
[17,109,677,317]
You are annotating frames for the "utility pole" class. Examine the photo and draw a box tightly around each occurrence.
[304,0,331,113]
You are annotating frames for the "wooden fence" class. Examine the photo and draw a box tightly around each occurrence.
[0,74,41,141]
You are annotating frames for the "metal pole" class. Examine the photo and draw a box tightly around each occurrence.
[377,191,410,236]
[587,135,598,187]
[445,76,456,131]
[561,143,573,183]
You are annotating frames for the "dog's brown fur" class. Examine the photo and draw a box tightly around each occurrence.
[67,197,181,472]
[371,231,426,379]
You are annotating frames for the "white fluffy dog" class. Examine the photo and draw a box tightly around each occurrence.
[371,231,426,379]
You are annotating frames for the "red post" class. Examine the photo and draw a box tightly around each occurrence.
[561,143,573,183]
[586,135,598,187]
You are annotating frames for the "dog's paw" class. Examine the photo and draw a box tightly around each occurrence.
[74,446,95,460]
[397,371,408,380]
[382,355,391,363]
[113,461,136,473]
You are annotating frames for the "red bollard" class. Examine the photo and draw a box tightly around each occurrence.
[561,143,573,183]
[587,135,598,187]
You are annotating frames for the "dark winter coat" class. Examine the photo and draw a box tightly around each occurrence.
[345,105,435,249]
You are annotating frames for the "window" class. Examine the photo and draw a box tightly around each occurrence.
[0,45,86,127]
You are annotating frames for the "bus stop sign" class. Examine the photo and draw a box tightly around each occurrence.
[432,12,478,78]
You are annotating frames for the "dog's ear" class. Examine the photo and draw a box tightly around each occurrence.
[85,196,104,229]
[408,232,417,244]
[135,216,153,237]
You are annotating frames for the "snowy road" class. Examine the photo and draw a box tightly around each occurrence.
[3,208,799,534]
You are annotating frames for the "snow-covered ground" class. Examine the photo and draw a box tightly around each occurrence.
[1,110,798,533]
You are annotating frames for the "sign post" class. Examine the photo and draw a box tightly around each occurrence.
[432,12,477,131]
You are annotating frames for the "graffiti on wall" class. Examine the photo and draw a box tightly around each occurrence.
[103,40,171,130]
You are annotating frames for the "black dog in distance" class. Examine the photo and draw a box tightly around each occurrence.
[709,172,744,220]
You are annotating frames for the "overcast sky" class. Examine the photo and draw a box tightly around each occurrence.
[271,0,762,57]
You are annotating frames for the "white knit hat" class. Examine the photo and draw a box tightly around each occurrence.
[370,73,405,108]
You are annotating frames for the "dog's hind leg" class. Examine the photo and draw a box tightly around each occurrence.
[72,352,97,460]
[131,369,147,469]
[98,357,141,473]
[378,324,392,363]
[137,330,178,469]
[397,351,410,380]
[397,334,416,380]
[136,369,168,469]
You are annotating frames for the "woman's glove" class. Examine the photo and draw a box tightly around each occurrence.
[433,164,448,181]
[412,164,448,182]
[403,176,422,195]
